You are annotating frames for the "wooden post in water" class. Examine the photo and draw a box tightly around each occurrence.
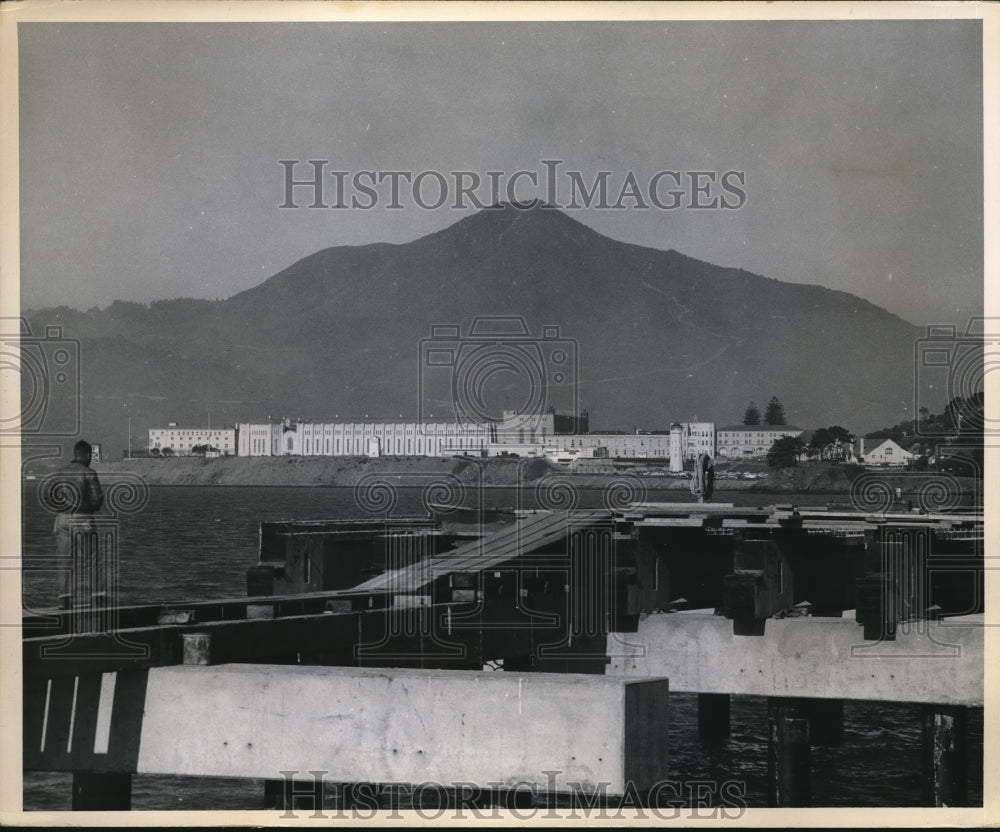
[921,705,969,807]
[767,705,811,807]
[264,778,285,810]
[71,772,132,811]
[771,696,844,746]
[804,698,844,746]
[697,693,730,741]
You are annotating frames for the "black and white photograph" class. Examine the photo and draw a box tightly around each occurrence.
[1,0,995,825]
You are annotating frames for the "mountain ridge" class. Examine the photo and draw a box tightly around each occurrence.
[24,203,926,451]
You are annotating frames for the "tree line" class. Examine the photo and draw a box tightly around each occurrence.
[764,391,984,472]
[149,444,220,457]
[743,396,786,426]
[766,426,854,469]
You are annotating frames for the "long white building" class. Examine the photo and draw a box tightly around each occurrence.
[237,419,496,457]
[236,414,714,462]
[149,424,236,456]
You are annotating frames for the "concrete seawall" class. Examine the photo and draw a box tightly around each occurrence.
[87,455,558,488]
[40,456,976,497]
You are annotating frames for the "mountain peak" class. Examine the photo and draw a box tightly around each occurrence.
[490,199,551,211]
[424,200,612,252]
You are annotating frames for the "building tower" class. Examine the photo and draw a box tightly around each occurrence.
[669,422,684,472]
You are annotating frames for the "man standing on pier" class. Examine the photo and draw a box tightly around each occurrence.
[52,440,105,610]
[690,452,715,503]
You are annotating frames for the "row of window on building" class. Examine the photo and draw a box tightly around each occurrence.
[147,419,806,461]
[148,425,237,455]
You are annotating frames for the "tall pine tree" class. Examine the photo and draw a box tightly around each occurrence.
[764,396,786,425]
[743,401,761,425]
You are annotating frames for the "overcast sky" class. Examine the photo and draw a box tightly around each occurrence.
[18,19,983,326]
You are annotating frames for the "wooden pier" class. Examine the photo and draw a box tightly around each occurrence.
[21,502,984,810]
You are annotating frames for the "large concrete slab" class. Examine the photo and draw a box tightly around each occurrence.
[607,613,983,706]
[125,665,668,793]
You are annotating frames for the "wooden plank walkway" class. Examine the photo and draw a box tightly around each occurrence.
[351,509,613,592]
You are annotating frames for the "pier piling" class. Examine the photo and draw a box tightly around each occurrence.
[767,705,811,807]
[921,704,969,807]
[71,772,131,811]
[697,693,731,741]
[768,697,844,746]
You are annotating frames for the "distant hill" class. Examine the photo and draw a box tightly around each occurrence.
[24,202,928,456]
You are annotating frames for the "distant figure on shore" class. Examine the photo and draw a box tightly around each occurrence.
[690,452,715,503]
[52,440,104,609]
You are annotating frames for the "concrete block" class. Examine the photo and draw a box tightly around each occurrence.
[607,613,983,706]
[134,665,669,793]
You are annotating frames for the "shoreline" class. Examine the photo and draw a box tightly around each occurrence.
[34,456,977,498]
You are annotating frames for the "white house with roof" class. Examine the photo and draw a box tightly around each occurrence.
[862,438,914,466]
